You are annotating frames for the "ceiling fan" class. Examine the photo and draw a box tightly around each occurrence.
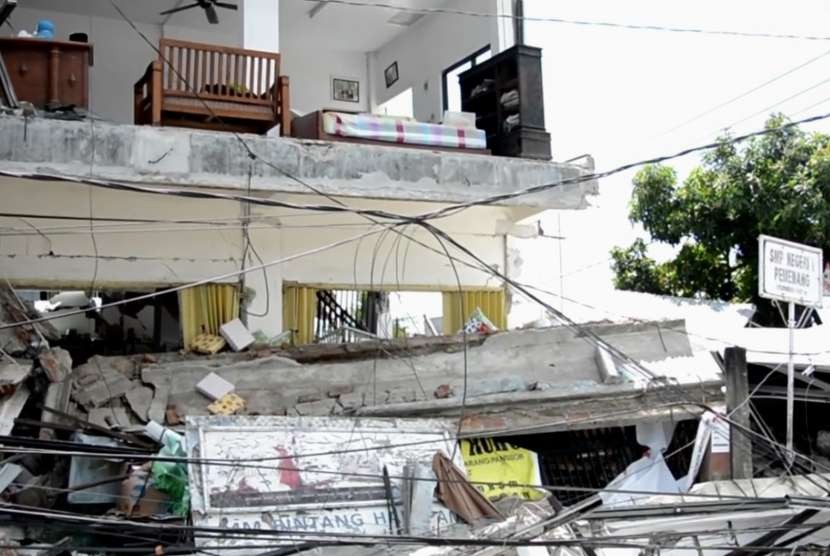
[159,0,237,25]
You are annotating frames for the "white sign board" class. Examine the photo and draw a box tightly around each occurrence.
[186,416,460,554]
[759,235,823,308]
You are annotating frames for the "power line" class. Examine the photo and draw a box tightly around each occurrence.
[721,74,830,131]
[655,47,830,138]
[416,109,830,222]
[0,502,826,551]
[6,107,830,262]
[790,93,830,119]
[303,0,830,42]
[0,226,392,330]
[8,1,828,479]
[3,186,830,359]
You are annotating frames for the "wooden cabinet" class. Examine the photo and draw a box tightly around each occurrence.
[0,37,93,110]
[459,45,551,160]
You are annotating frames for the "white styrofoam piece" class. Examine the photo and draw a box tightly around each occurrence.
[219,319,255,352]
[196,372,235,401]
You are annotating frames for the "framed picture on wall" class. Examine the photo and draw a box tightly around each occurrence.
[384,62,399,88]
[332,77,360,103]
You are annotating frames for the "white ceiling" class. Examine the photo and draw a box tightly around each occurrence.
[16,0,450,53]
[17,0,240,30]
[280,0,451,53]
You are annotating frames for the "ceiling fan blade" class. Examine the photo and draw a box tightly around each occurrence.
[204,3,219,24]
[159,2,201,16]
[213,1,238,10]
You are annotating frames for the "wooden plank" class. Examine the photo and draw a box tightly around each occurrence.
[176,48,187,91]
[162,89,272,105]
[200,48,207,93]
[185,46,193,91]
[241,55,248,94]
[256,57,263,95]
[224,52,231,89]
[165,45,174,91]
[208,50,214,89]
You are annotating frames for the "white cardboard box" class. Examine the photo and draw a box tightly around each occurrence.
[196,372,235,401]
[219,318,255,352]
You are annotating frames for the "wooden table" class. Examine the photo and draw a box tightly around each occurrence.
[0,37,93,109]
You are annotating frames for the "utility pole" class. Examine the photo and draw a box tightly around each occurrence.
[786,301,796,466]
[724,346,752,479]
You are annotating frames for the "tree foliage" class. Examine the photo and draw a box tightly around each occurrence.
[612,115,830,312]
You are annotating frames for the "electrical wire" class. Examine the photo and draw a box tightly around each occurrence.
[6,106,830,247]
[300,0,830,43]
[721,74,830,131]
[1,502,828,550]
[655,46,830,138]
[412,220,830,477]
[4,203,830,359]
[117,0,477,440]
[0,226,393,330]
[8,0,826,504]
[5,397,817,499]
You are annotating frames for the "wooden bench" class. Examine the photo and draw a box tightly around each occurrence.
[134,39,290,135]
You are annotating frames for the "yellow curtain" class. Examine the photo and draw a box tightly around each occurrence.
[282,285,317,345]
[442,289,506,335]
[179,284,240,350]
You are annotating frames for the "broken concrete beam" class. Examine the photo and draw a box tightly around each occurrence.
[326,384,354,398]
[596,346,624,385]
[39,379,73,440]
[38,347,72,383]
[72,375,134,409]
[0,285,59,356]
[147,384,169,425]
[71,356,138,409]
[293,399,337,416]
[466,375,527,398]
[336,392,366,413]
[86,405,132,429]
[0,361,30,390]
[0,386,30,436]
[296,390,322,404]
[387,389,418,404]
[125,385,153,423]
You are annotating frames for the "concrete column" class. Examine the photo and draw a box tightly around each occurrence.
[241,224,283,340]
[725,347,753,479]
[241,0,279,52]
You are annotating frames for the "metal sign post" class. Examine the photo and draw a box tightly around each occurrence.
[758,235,823,465]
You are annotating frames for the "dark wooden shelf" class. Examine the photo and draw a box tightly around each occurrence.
[459,45,550,160]
[501,78,519,90]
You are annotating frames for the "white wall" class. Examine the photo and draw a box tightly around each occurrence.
[0,179,519,337]
[279,47,369,114]
[240,0,279,52]
[369,0,501,123]
[10,7,162,124]
[161,23,239,48]
[10,2,268,123]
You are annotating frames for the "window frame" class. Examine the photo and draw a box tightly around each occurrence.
[441,44,492,112]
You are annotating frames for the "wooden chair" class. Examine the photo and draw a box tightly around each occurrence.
[134,38,290,135]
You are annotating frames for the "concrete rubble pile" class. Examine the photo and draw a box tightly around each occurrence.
[0,286,829,554]
[0,290,576,555]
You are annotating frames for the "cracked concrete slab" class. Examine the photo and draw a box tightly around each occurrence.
[0,115,597,209]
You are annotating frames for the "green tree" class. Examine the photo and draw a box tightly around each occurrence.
[612,115,830,323]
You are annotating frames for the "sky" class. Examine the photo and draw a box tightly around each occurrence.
[509,0,830,323]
